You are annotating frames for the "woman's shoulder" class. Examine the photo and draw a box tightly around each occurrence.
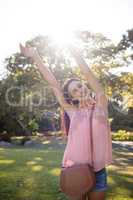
[60,103,76,118]
[64,105,94,118]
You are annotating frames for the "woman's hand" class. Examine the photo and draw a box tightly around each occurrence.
[68,45,81,57]
[19,43,39,60]
[68,45,86,66]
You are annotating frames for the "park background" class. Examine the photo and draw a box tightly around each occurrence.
[0,0,133,200]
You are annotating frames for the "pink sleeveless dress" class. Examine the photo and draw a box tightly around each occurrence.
[61,103,113,172]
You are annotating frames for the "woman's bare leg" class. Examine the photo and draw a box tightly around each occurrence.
[88,191,106,200]
[69,193,88,200]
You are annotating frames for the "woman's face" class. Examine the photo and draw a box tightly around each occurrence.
[67,80,90,101]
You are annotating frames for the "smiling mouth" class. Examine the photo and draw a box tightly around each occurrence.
[80,91,87,98]
[80,89,91,98]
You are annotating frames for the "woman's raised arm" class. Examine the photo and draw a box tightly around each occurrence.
[19,43,71,109]
[69,46,108,109]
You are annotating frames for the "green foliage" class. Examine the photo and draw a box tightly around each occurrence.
[110,108,133,132]
[117,28,133,53]
[112,130,133,141]
[0,30,133,135]
[28,119,39,132]
[20,136,31,145]
[0,131,12,142]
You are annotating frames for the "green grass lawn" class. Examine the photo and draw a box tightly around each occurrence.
[0,137,132,200]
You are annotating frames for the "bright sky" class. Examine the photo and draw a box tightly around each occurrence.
[0,0,133,76]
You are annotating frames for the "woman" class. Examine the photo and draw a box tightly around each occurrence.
[20,43,113,200]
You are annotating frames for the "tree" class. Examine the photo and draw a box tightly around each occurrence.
[0,30,133,134]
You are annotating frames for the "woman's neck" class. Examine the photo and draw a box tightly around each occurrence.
[78,97,96,109]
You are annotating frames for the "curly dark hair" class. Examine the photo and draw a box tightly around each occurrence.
[61,78,95,135]
[62,78,80,106]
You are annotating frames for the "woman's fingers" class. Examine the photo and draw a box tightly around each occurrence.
[19,43,27,56]
[19,43,22,50]
[19,43,24,53]
[19,43,34,58]
[25,42,31,48]
[69,45,81,55]
[20,43,26,52]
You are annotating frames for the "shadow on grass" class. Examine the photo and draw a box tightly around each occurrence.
[106,169,133,199]
[0,137,132,200]
[0,145,68,200]
[105,145,133,200]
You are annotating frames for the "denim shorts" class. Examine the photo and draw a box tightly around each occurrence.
[90,167,108,192]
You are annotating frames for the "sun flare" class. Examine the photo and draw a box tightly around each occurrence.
[49,30,75,47]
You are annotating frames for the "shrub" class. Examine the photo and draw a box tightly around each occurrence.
[0,131,12,143]
[112,130,133,141]
[20,136,31,145]
[28,119,39,132]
